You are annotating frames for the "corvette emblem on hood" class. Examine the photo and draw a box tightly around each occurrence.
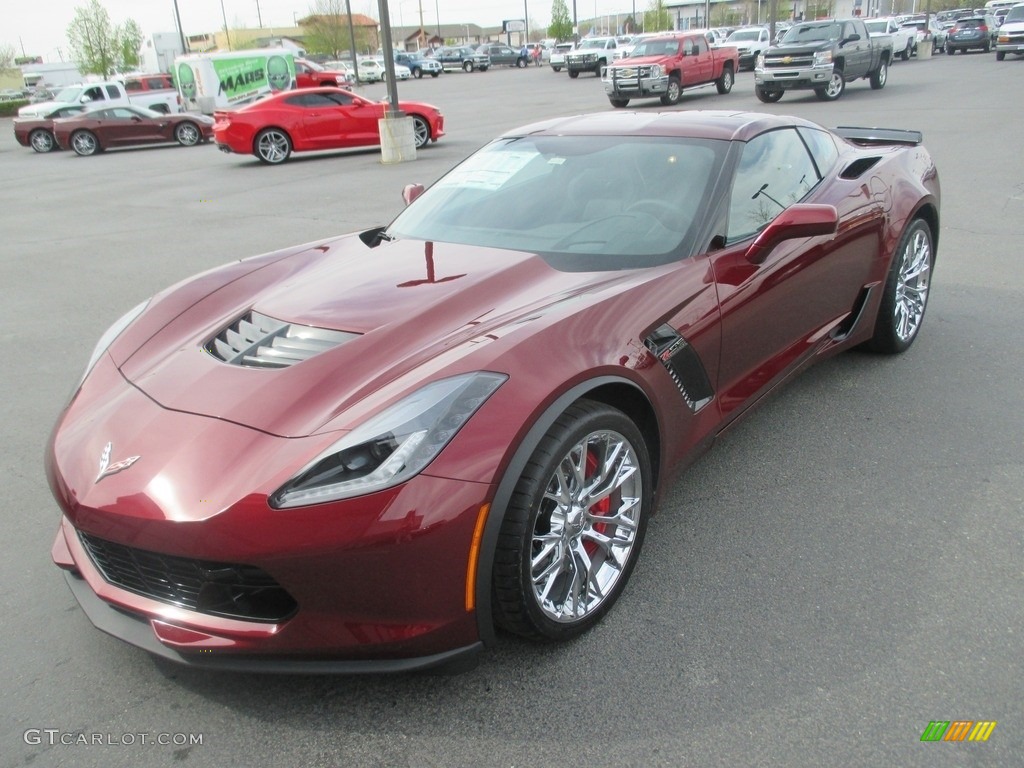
[96,442,140,483]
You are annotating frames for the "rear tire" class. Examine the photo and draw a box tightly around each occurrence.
[568,70,579,79]
[492,400,652,641]
[901,40,912,60]
[70,130,99,156]
[254,128,291,164]
[864,219,934,354]
[716,65,734,94]
[870,60,888,89]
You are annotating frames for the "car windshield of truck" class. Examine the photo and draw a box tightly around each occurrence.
[781,23,842,43]
[54,86,84,103]
[387,135,727,269]
[630,39,682,56]
[303,60,325,71]
[728,29,763,41]
[579,38,610,49]
[1005,6,1024,22]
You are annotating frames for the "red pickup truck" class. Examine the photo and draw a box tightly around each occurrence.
[602,33,738,107]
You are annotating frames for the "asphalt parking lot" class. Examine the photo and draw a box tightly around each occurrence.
[2,51,1022,767]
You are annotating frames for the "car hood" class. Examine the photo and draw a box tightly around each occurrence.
[17,100,72,117]
[119,235,633,438]
[769,40,835,54]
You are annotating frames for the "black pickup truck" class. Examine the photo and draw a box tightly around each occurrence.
[754,19,893,102]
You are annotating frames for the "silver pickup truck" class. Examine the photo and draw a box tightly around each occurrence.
[754,19,893,102]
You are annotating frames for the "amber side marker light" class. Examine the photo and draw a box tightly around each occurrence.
[465,503,490,611]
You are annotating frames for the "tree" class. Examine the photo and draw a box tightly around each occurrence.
[117,18,143,72]
[303,0,369,59]
[67,0,119,77]
[644,0,672,33]
[548,0,573,42]
[0,43,16,71]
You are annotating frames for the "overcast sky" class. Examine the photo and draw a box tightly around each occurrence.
[4,1,640,63]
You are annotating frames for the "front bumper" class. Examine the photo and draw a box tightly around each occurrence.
[755,65,833,91]
[603,71,670,98]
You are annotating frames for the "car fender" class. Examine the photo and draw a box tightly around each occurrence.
[473,374,656,645]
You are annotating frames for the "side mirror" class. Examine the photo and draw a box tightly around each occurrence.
[402,183,426,206]
[746,204,838,264]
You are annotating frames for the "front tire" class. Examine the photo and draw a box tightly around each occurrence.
[568,70,579,78]
[174,121,201,146]
[70,130,99,156]
[716,65,734,94]
[29,129,55,153]
[609,97,629,108]
[815,68,845,100]
[463,61,474,72]
[755,85,784,103]
[660,74,682,106]
[552,65,561,72]
[870,60,888,89]
[411,115,430,148]
[865,219,934,354]
[492,400,652,641]
[254,128,292,164]
[413,67,423,79]
[517,58,527,68]
[996,51,1006,60]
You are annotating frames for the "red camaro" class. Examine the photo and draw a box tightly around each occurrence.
[48,111,938,672]
[212,86,444,164]
[52,105,214,156]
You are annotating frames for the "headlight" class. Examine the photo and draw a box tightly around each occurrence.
[650,64,663,78]
[79,299,150,386]
[813,50,834,67]
[755,52,765,69]
[269,371,507,508]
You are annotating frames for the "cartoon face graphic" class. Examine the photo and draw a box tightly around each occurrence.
[178,64,196,100]
[267,56,291,91]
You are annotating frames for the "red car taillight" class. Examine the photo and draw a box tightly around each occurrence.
[978,24,989,32]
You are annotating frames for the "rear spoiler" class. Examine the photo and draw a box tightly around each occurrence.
[833,126,923,146]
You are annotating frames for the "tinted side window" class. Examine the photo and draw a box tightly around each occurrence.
[727,129,821,242]
[105,85,121,98]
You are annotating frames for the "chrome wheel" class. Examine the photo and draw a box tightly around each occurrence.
[30,129,54,153]
[893,226,932,343]
[255,128,291,164]
[175,122,200,146]
[71,131,98,156]
[493,400,651,640]
[411,116,430,148]
[822,70,845,100]
[530,429,642,623]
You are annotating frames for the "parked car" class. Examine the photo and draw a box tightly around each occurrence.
[18,80,182,118]
[995,2,1024,58]
[52,105,213,156]
[394,51,443,78]
[212,87,443,164]
[436,45,490,72]
[724,26,772,70]
[120,73,175,92]
[480,43,530,67]
[565,36,622,77]
[294,58,354,88]
[48,110,939,671]
[945,14,998,52]
[549,42,575,71]
[755,19,894,102]
[12,104,87,152]
[865,16,918,60]
[900,19,949,52]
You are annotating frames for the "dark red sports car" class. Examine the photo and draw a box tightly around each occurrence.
[212,86,444,164]
[52,105,214,156]
[48,111,939,672]
[12,104,87,152]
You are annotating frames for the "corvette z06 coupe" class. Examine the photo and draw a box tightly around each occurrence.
[48,111,939,673]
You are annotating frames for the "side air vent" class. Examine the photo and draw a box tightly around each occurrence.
[840,157,881,180]
[205,310,358,369]
[644,324,714,412]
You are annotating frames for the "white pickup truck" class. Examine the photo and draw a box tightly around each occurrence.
[17,81,181,118]
[864,16,917,60]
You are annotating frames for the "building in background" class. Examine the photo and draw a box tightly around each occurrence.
[140,33,185,73]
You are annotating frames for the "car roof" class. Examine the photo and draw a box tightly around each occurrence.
[504,110,822,143]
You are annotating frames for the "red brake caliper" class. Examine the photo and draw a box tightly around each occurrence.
[585,449,610,557]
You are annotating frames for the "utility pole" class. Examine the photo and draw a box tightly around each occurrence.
[173,0,188,55]
[256,0,263,28]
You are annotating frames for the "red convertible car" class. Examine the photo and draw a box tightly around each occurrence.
[48,111,938,672]
[212,87,444,164]
[52,105,214,156]
[12,104,86,152]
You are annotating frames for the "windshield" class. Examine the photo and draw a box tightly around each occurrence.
[631,39,682,57]
[728,29,763,41]
[579,38,610,49]
[864,21,889,33]
[781,23,842,43]
[303,60,325,71]
[1007,6,1024,21]
[387,135,726,268]
[54,86,84,102]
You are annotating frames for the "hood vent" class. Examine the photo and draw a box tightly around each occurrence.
[205,310,358,369]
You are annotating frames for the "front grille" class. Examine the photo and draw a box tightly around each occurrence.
[763,54,814,68]
[205,310,358,369]
[78,532,297,622]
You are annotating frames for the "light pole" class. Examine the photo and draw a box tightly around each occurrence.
[220,0,231,50]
